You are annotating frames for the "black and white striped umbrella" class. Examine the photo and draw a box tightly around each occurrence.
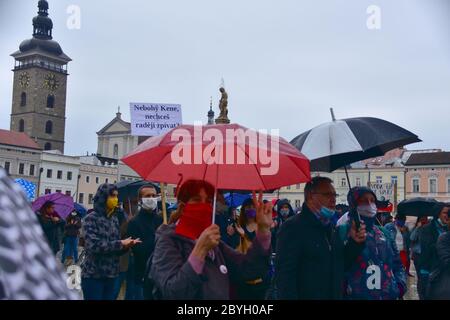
[290,117,421,172]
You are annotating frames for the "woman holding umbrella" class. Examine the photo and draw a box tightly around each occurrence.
[36,201,65,255]
[337,187,407,300]
[149,179,273,300]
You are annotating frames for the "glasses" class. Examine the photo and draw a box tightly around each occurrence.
[312,192,339,198]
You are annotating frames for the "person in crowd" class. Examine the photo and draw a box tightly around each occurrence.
[61,211,82,265]
[427,207,450,300]
[410,215,429,299]
[275,177,366,300]
[220,207,241,249]
[271,199,295,251]
[337,187,407,300]
[36,201,65,255]
[126,184,163,300]
[236,198,259,254]
[149,180,273,299]
[81,183,141,300]
[385,213,412,276]
[419,203,449,299]
[0,168,79,299]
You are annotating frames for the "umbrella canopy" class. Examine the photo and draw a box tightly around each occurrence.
[74,202,87,217]
[224,192,251,208]
[397,197,439,217]
[32,193,75,219]
[116,179,160,202]
[122,123,311,191]
[290,117,421,172]
[14,178,36,201]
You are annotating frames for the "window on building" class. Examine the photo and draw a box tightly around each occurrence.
[47,95,55,108]
[19,119,25,132]
[412,179,420,193]
[67,171,72,180]
[88,194,94,204]
[86,176,90,183]
[44,142,52,150]
[376,176,383,184]
[20,92,26,107]
[341,178,347,187]
[45,121,53,134]
[296,184,301,189]
[4,162,10,174]
[18,163,25,175]
[105,178,109,183]
[57,170,62,179]
[113,144,119,158]
[46,169,52,178]
[295,200,301,209]
[56,190,61,194]
[286,185,291,190]
[29,164,35,176]
[45,189,51,194]
[356,177,361,186]
[391,176,398,185]
[96,177,99,184]
[114,180,117,184]
[448,179,450,193]
[430,179,437,194]
[65,190,71,196]
[79,193,84,204]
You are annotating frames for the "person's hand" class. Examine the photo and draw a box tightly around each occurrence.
[121,237,142,249]
[235,225,245,237]
[253,191,273,234]
[192,224,221,259]
[51,216,60,223]
[226,225,235,236]
[349,220,366,244]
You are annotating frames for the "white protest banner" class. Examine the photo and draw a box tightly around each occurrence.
[369,182,394,201]
[130,102,182,136]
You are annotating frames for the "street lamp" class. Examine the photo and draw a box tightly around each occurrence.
[75,174,81,203]
[37,167,44,196]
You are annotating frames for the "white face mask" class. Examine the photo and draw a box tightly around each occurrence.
[357,203,377,218]
[141,197,158,211]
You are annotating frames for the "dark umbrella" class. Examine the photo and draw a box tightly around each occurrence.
[116,180,160,203]
[397,198,439,217]
[290,111,421,175]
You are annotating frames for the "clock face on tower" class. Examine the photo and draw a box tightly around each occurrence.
[19,72,30,88]
[43,73,59,91]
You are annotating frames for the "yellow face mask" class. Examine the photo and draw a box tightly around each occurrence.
[106,196,118,216]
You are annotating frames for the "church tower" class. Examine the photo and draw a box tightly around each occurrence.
[10,0,71,153]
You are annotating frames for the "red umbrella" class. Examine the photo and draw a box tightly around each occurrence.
[122,123,310,191]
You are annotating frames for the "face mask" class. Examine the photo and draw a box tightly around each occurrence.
[357,203,377,218]
[319,207,335,220]
[175,203,213,240]
[141,197,158,211]
[246,208,257,219]
[71,212,77,217]
[280,208,290,217]
[106,196,118,215]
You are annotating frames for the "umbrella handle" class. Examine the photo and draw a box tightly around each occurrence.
[212,189,217,225]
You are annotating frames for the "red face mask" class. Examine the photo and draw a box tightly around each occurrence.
[175,202,213,240]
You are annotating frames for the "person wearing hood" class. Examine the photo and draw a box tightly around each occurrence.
[418,202,449,299]
[271,199,295,251]
[61,211,82,265]
[81,183,141,300]
[336,187,407,300]
[126,184,163,300]
[275,177,366,300]
[385,213,411,276]
[149,179,273,299]
[409,215,429,299]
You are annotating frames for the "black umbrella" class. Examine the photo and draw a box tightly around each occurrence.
[116,180,160,203]
[397,197,439,217]
[290,112,421,174]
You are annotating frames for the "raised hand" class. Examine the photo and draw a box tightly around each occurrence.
[252,190,273,234]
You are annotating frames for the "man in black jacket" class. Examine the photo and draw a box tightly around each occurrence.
[275,177,366,299]
[127,184,163,300]
[418,203,449,299]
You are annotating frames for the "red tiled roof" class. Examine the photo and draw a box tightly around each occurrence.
[0,129,41,150]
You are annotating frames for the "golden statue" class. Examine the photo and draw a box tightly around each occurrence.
[215,86,230,124]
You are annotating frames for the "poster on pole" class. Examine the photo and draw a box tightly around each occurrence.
[130,102,182,136]
[369,182,395,201]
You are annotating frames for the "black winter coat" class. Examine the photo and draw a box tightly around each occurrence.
[427,231,450,299]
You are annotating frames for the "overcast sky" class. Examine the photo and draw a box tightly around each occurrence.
[1,0,449,156]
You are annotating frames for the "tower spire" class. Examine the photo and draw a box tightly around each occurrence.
[207,97,215,125]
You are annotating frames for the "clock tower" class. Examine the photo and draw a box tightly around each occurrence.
[10,0,71,153]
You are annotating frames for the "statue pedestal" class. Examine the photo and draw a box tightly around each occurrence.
[215,117,230,124]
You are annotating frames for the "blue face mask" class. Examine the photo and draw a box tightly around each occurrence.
[319,207,335,220]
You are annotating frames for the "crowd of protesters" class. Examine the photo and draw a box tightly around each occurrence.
[1,165,450,300]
